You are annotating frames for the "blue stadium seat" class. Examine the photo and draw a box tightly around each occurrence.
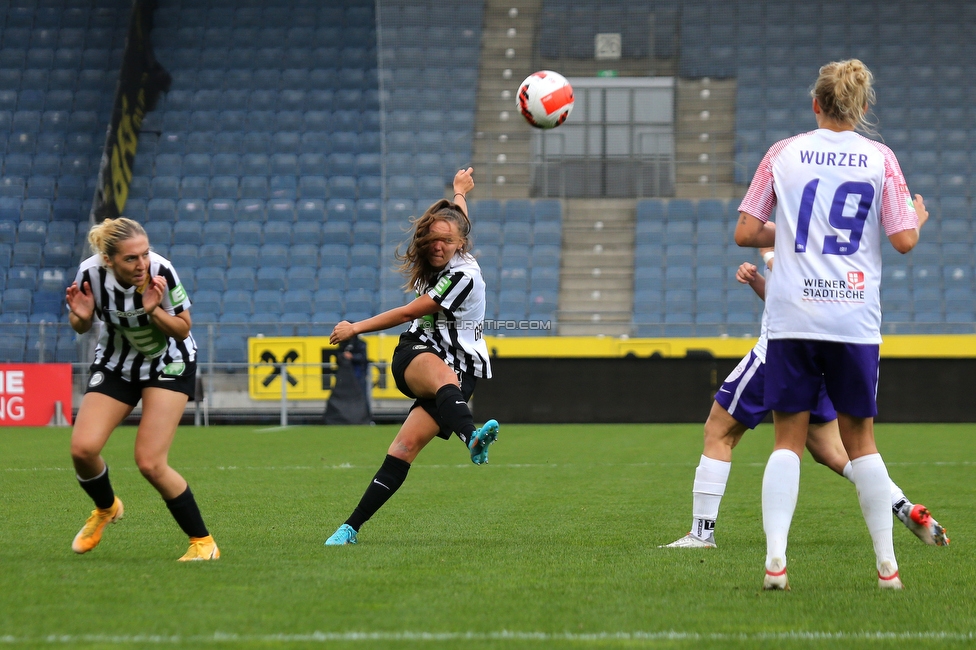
[500,268,528,291]
[195,268,227,292]
[299,152,326,175]
[284,265,317,292]
[177,198,207,221]
[6,267,37,290]
[266,199,295,223]
[348,266,378,291]
[173,221,203,245]
[532,221,561,246]
[356,199,382,223]
[352,221,381,246]
[322,222,351,246]
[263,221,292,246]
[350,244,379,267]
[259,244,289,268]
[328,176,358,200]
[320,244,349,268]
[3,288,32,313]
[236,199,266,222]
[503,221,533,245]
[295,199,325,223]
[233,222,263,246]
[326,198,356,222]
[169,244,199,269]
[240,176,269,199]
[230,244,260,268]
[299,176,328,199]
[17,220,47,244]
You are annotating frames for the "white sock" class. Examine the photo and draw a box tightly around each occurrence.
[846,461,909,515]
[691,455,731,539]
[889,480,909,513]
[842,461,853,482]
[851,453,897,572]
[762,449,800,570]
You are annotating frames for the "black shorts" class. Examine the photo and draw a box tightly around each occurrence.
[85,362,196,407]
[391,332,477,440]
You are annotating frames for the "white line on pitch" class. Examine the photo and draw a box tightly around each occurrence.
[4,460,974,473]
[251,425,296,433]
[1,630,974,644]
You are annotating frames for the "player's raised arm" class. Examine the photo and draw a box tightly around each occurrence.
[452,167,474,217]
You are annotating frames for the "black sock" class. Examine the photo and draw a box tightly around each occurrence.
[434,384,476,445]
[345,455,411,531]
[78,464,115,510]
[165,485,210,538]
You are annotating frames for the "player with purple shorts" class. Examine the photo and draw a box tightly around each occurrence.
[662,255,947,551]
[735,60,929,590]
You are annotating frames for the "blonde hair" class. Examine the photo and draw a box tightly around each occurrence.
[811,59,877,134]
[396,199,472,292]
[88,217,147,259]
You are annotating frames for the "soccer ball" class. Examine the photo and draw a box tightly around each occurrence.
[516,70,574,129]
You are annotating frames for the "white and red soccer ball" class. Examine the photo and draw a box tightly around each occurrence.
[517,70,574,129]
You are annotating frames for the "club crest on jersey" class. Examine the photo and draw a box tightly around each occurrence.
[847,271,865,291]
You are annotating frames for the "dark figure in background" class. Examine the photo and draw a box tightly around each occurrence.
[341,334,370,416]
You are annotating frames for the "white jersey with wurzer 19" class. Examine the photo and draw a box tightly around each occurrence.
[739,129,919,344]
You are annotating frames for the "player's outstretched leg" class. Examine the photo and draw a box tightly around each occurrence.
[72,496,124,554]
[325,454,412,546]
[895,501,949,547]
[468,419,499,465]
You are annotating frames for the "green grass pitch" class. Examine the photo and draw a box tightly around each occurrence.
[0,423,973,649]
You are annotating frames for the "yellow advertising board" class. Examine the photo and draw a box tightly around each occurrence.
[247,335,405,401]
[249,333,976,401]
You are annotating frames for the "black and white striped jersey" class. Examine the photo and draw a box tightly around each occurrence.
[73,252,196,382]
[407,252,492,379]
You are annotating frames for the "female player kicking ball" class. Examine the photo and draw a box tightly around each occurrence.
[735,59,928,590]
[65,217,218,561]
[325,167,499,546]
[662,253,948,550]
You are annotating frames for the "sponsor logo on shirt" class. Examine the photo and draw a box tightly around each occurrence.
[801,276,865,302]
[169,284,187,304]
[433,275,453,296]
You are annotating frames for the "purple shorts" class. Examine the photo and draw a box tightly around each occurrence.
[715,350,837,429]
[764,339,880,418]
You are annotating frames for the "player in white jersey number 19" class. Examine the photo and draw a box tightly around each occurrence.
[661,253,948,551]
[735,60,929,591]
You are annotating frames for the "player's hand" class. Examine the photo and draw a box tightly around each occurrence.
[736,262,759,285]
[331,321,356,345]
[914,194,929,231]
[142,275,167,314]
[66,280,95,320]
[453,167,474,197]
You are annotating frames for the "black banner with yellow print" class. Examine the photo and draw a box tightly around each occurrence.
[92,0,171,222]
